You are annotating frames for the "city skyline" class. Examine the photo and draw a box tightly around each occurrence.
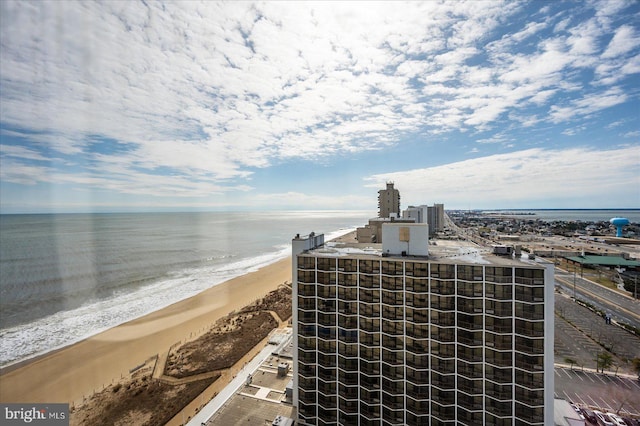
[1,1,639,213]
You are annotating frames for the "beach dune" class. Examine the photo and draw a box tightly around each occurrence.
[0,257,292,404]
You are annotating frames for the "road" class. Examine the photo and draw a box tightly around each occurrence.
[555,270,640,330]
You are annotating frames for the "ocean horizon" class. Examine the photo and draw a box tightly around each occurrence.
[0,210,371,367]
[0,208,637,368]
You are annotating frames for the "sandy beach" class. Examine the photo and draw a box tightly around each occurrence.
[0,257,292,404]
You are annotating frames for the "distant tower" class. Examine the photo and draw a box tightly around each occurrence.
[378,182,400,218]
[427,203,445,233]
[610,217,630,237]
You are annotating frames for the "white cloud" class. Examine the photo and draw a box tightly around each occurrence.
[252,191,372,210]
[0,1,638,205]
[364,146,640,208]
[550,87,628,122]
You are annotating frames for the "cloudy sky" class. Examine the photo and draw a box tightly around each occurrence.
[1,1,638,213]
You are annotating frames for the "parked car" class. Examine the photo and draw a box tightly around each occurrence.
[580,407,598,424]
[622,417,639,426]
[571,403,586,421]
[594,410,615,426]
[608,413,628,426]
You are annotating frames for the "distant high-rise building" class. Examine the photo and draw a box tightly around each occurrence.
[404,204,444,236]
[428,203,445,233]
[378,182,400,218]
[292,226,554,426]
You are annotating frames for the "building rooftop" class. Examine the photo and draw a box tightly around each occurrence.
[301,237,548,268]
[566,255,640,267]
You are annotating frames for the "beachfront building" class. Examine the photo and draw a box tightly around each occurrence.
[402,203,445,237]
[378,182,401,218]
[292,224,554,426]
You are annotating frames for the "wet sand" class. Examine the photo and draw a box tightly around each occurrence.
[0,257,292,404]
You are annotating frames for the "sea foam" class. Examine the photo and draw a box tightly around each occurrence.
[0,227,355,368]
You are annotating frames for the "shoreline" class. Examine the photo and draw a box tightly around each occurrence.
[0,256,292,404]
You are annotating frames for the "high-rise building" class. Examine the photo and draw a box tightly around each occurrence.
[378,183,400,218]
[403,204,444,237]
[427,203,445,234]
[292,225,554,426]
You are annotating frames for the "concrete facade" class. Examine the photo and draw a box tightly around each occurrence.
[292,233,554,426]
[378,183,401,219]
[381,223,429,257]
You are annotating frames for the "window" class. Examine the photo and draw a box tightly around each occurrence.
[360,274,380,289]
[299,256,316,269]
[338,258,358,272]
[515,268,544,285]
[338,272,357,286]
[406,262,428,278]
[298,270,316,284]
[318,271,336,285]
[458,265,483,281]
[431,264,455,279]
[382,275,403,291]
[360,259,380,274]
[381,260,403,275]
[318,257,336,271]
[486,267,513,284]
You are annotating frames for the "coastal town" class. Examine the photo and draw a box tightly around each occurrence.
[58,185,640,426]
[2,2,639,426]
[0,199,638,426]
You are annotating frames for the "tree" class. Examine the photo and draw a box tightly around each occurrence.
[596,352,614,373]
[564,357,577,370]
[632,357,640,380]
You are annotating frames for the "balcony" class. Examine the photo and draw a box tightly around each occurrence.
[381,364,404,380]
[298,297,316,310]
[360,364,381,376]
[431,374,455,389]
[298,311,316,324]
[338,399,358,414]
[319,313,337,327]
[407,355,429,370]
[381,348,404,365]
[298,349,316,364]
[318,367,337,382]
[338,412,358,425]
[338,386,358,400]
[458,335,483,347]
[338,367,358,383]
[406,368,430,385]
[300,376,316,391]
[515,341,544,355]
[406,326,429,339]
[457,363,483,379]
[457,381,484,396]
[382,378,404,394]
[515,371,544,389]
[298,402,317,419]
[485,368,513,384]
[299,364,316,377]
[486,387,513,401]
[406,279,429,292]
[382,396,405,411]
[514,291,544,303]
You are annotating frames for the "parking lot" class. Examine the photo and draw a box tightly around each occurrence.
[555,366,640,417]
[555,291,640,375]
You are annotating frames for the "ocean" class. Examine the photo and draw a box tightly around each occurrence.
[0,211,371,367]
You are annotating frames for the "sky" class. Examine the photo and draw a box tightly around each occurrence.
[0,1,639,213]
